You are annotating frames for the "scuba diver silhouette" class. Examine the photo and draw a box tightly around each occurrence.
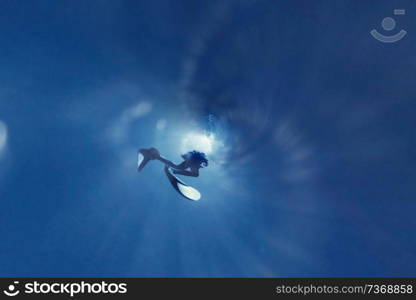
[137,147,208,177]
[137,148,208,201]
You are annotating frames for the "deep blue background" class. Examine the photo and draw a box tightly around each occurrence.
[0,0,415,276]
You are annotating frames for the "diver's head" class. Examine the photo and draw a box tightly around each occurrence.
[182,150,208,168]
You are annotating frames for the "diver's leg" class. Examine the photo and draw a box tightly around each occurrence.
[155,157,186,169]
[173,169,199,177]
[138,147,187,171]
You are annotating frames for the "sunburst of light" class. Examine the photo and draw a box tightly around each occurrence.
[180,132,216,154]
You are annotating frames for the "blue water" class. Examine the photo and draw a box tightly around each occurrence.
[0,0,415,277]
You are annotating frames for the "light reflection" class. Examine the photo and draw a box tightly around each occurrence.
[0,121,7,157]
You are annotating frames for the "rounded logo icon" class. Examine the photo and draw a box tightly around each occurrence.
[371,9,407,43]
[3,282,20,297]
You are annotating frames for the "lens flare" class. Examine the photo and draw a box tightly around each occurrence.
[181,132,215,154]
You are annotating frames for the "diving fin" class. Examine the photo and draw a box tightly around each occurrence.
[137,148,160,171]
